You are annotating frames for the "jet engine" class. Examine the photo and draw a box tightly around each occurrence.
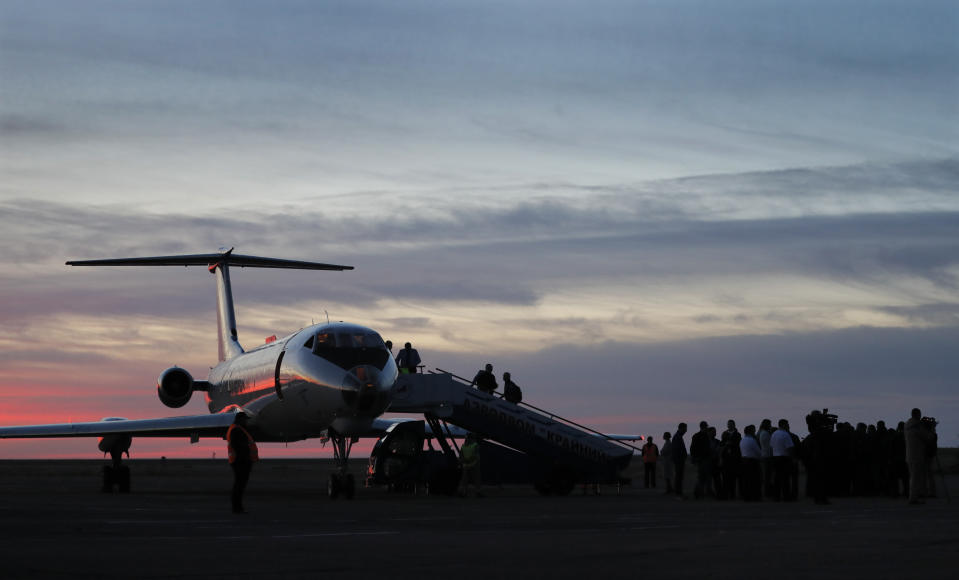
[157,366,194,408]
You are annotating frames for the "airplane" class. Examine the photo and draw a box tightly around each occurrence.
[0,249,399,498]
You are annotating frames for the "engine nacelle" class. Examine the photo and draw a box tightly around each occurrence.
[157,366,194,408]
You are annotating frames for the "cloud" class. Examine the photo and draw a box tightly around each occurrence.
[2,158,958,325]
[0,115,71,137]
[878,304,959,326]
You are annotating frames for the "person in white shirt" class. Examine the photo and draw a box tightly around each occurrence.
[739,424,762,501]
[770,419,795,501]
[758,418,773,497]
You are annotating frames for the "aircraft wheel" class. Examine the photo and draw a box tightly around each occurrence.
[428,465,460,496]
[102,466,114,493]
[328,473,341,499]
[551,468,576,496]
[343,474,355,500]
[552,475,575,496]
[117,466,131,494]
[535,468,575,496]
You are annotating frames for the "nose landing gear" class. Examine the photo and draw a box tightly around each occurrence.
[326,429,356,500]
[327,471,355,500]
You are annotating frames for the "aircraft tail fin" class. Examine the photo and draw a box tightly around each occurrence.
[67,250,353,362]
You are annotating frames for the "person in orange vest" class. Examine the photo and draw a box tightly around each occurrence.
[227,413,259,513]
[642,435,660,489]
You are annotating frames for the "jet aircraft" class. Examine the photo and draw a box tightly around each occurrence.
[0,249,399,498]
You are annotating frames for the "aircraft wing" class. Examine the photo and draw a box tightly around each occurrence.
[0,413,237,439]
[601,434,645,441]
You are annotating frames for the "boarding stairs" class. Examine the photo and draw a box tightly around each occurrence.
[387,369,637,492]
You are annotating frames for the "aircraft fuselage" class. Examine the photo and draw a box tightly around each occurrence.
[206,321,397,442]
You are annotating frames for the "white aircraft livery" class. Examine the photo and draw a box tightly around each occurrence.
[0,249,399,497]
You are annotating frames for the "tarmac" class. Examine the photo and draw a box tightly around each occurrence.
[0,458,956,580]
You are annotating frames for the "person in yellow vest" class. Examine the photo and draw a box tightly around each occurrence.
[227,413,259,513]
[459,433,482,497]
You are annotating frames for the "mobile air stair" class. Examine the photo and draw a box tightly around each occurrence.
[369,369,637,495]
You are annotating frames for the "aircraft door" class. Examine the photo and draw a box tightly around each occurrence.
[274,350,286,400]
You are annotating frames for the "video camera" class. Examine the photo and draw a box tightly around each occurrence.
[921,416,938,431]
[805,408,839,432]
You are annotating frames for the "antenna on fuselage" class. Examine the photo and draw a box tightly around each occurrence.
[66,250,354,362]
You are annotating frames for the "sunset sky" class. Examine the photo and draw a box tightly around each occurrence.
[1,0,957,459]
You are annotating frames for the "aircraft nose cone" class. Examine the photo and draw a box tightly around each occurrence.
[341,365,390,413]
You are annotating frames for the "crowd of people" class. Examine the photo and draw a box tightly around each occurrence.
[640,408,941,505]
[364,339,944,506]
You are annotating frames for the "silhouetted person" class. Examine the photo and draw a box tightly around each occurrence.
[708,426,723,498]
[227,413,259,514]
[472,363,497,395]
[672,423,688,498]
[642,436,659,488]
[892,421,908,497]
[759,418,773,498]
[459,433,482,497]
[852,422,870,496]
[396,342,421,374]
[905,408,929,504]
[503,372,523,404]
[690,421,711,499]
[739,425,762,501]
[924,419,939,498]
[876,420,893,496]
[385,340,393,353]
[661,431,674,494]
[788,429,801,500]
[770,419,795,501]
[803,410,831,505]
[720,419,742,500]
[831,421,855,496]
[906,409,938,504]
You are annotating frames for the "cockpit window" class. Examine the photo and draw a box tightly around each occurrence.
[337,332,385,349]
[311,329,389,370]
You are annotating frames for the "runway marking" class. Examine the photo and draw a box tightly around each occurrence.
[104,519,234,525]
[628,525,681,531]
[77,531,404,541]
[272,531,399,538]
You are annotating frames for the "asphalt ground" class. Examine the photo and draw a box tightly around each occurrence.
[0,459,956,580]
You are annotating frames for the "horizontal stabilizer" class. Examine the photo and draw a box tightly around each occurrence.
[67,252,353,271]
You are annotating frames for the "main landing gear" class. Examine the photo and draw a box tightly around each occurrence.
[327,429,356,500]
[102,445,131,494]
